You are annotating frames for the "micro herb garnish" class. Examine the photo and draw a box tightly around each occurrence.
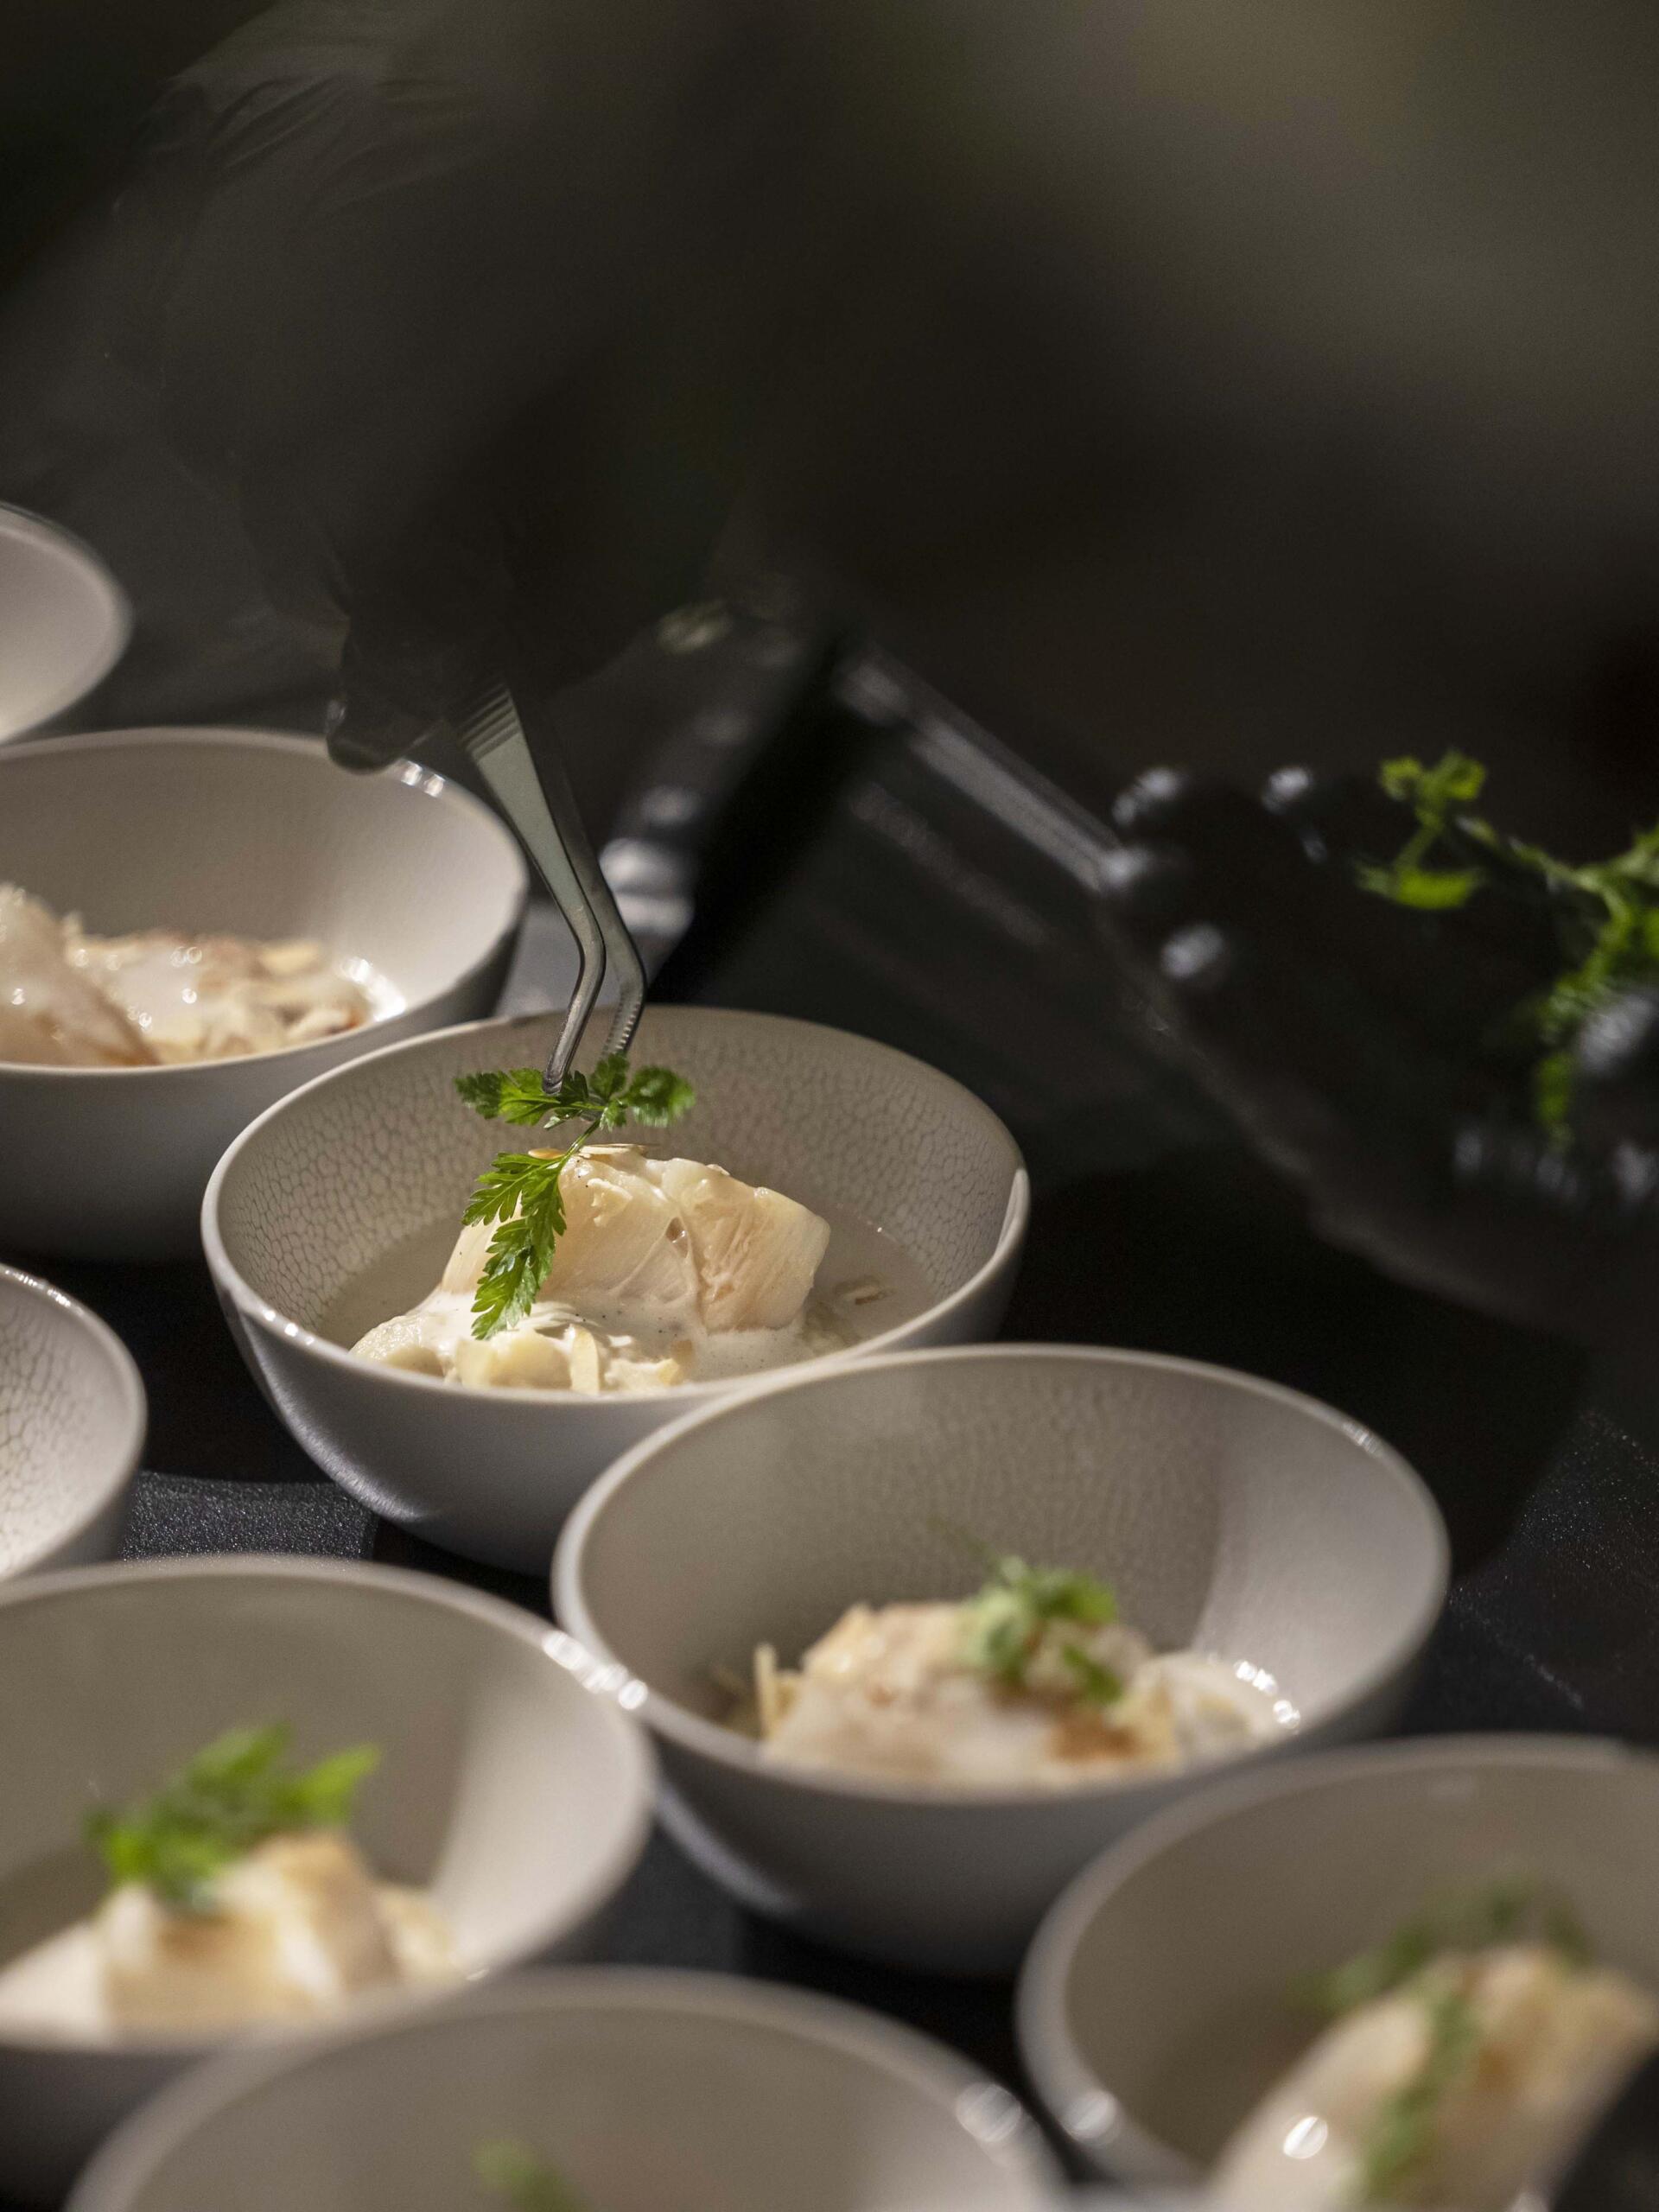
[454,1052,696,1339]
[474,2141,591,2212]
[85,1725,381,1913]
[1354,1976,1480,2205]
[1356,750,1659,1138]
[950,1540,1123,1706]
[1355,751,1491,911]
[1292,1874,1591,2020]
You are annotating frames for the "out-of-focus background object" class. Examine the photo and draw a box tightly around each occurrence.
[0,505,127,741]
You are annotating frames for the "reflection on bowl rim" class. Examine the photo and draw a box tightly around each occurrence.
[67,1966,1063,2212]
[551,1342,1451,1811]
[0,1554,657,2059]
[0,1263,146,1580]
[200,1004,1031,1408]
[0,728,529,1080]
[1014,1732,1658,2181]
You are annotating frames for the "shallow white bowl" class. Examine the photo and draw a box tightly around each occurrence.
[205,1005,1027,1572]
[0,728,527,1259]
[0,1265,143,1579]
[0,506,129,741]
[1017,1735,1659,2189]
[0,1558,654,2206]
[68,1969,1058,2212]
[554,1344,1448,1974]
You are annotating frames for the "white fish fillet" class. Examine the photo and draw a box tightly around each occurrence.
[0,884,153,1065]
[1211,1943,1659,2209]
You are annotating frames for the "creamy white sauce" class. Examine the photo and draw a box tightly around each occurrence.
[0,882,391,1066]
[348,1146,932,1395]
[1211,1944,1659,2210]
[747,1599,1294,1789]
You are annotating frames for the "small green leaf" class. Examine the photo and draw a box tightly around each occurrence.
[86,1725,380,1910]
[469,1157,570,1338]
[957,1550,1121,1699]
[1356,1980,1479,2203]
[1294,1875,1592,2019]
[588,1052,631,1103]
[1060,1643,1123,1705]
[474,2140,590,2212]
[455,1069,559,1128]
[622,1066,697,1126]
[1356,861,1485,910]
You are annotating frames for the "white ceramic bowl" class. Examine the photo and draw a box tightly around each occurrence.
[1017,1735,1659,2190]
[67,1969,1058,2212]
[0,1265,143,1579]
[0,505,129,741]
[205,1005,1027,1572]
[554,1344,1448,1973]
[0,1558,654,2206]
[0,728,527,1259]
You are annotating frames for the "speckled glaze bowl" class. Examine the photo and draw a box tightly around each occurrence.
[0,729,527,1260]
[204,1006,1028,1572]
[1016,1737,1659,2190]
[68,1971,1059,2212]
[554,1345,1449,1973]
[0,1265,143,1580]
[0,1558,654,2206]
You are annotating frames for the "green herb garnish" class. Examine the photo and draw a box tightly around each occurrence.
[474,2141,591,2212]
[1355,751,1491,911]
[1295,1874,1591,2020]
[956,1549,1122,1705]
[85,1725,381,1912]
[1355,1976,1480,2204]
[455,1053,696,1339]
[1357,751,1659,1137]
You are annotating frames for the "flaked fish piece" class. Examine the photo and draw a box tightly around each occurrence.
[1212,1943,1659,2210]
[96,1830,454,2031]
[0,884,154,1066]
[660,1157,831,1331]
[359,1146,837,1392]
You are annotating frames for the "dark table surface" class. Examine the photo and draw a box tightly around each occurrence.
[18,892,1659,2206]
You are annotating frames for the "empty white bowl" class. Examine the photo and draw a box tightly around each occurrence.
[0,1558,654,2205]
[554,1344,1449,1973]
[0,1266,143,1579]
[0,506,129,742]
[68,1969,1058,2212]
[0,728,527,1258]
[205,1006,1027,1572]
[1017,1736,1659,2190]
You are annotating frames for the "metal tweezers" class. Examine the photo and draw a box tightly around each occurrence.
[454,677,645,1089]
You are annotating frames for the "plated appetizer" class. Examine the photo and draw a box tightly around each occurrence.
[1212,1878,1659,2209]
[353,1055,918,1394]
[0,883,383,1065]
[736,1548,1295,1788]
[0,1724,454,2037]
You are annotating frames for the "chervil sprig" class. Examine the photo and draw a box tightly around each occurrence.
[956,1549,1123,1706]
[1357,750,1659,1137]
[1294,1874,1590,2020]
[85,1724,380,1912]
[474,2142,591,2212]
[454,1052,696,1339]
[1355,1977,1479,2205]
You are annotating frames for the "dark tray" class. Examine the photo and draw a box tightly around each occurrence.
[16,654,1659,2200]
